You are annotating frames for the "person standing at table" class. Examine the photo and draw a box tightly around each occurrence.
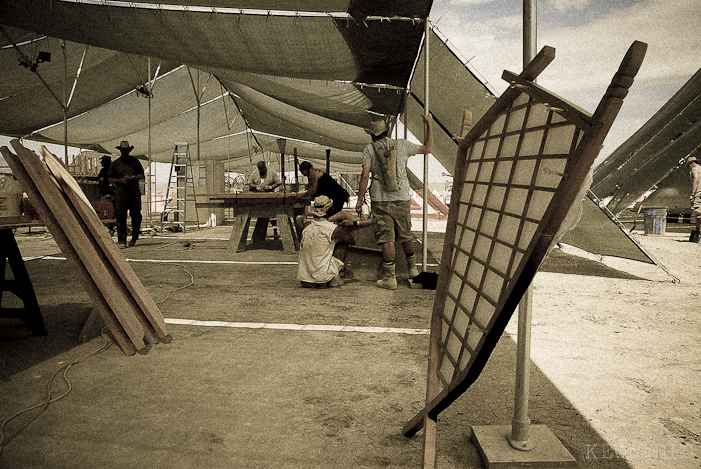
[248,160,281,192]
[355,114,433,289]
[247,160,282,241]
[297,161,350,217]
[108,141,145,248]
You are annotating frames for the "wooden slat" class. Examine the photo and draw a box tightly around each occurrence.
[41,147,167,339]
[8,141,146,350]
[0,145,135,355]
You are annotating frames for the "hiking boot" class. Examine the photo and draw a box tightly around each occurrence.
[406,254,419,279]
[377,262,397,290]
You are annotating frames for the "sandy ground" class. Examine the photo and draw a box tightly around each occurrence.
[0,221,699,468]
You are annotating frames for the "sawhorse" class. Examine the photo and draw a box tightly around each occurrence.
[0,228,46,335]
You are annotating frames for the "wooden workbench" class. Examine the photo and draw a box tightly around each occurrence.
[199,192,305,253]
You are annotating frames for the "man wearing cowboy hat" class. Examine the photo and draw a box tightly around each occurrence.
[685,155,701,242]
[355,114,433,289]
[297,195,364,288]
[108,140,145,248]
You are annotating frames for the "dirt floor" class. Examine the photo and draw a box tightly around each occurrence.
[0,222,699,468]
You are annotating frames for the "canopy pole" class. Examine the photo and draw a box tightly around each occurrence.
[147,57,153,223]
[294,148,299,189]
[62,40,68,165]
[508,0,537,452]
[422,17,430,272]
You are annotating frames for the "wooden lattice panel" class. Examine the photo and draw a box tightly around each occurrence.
[437,91,585,389]
[404,42,647,468]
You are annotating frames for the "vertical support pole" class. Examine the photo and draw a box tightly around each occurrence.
[325,149,331,175]
[294,148,299,187]
[508,0,537,452]
[422,17,430,273]
[147,57,153,223]
[277,138,287,194]
[197,71,201,161]
[62,40,68,165]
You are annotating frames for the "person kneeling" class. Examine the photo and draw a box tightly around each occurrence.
[297,196,357,288]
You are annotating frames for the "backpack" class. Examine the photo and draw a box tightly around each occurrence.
[372,140,400,192]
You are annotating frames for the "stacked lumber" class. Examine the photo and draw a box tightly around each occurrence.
[0,140,167,355]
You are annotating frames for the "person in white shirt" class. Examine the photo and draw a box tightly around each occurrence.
[297,196,365,288]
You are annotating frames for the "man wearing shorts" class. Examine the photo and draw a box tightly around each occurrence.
[356,114,433,289]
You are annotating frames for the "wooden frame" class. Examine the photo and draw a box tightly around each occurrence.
[402,42,647,467]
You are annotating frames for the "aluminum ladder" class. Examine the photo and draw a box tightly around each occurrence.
[160,143,199,233]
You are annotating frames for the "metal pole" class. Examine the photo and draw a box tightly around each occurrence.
[294,148,299,188]
[508,0,537,452]
[62,40,68,165]
[148,57,153,223]
[422,17,430,272]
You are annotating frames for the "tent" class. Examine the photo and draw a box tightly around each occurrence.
[0,1,658,267]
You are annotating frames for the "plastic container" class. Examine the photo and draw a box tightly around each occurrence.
[643,207,667,235]
[0,174,23,217]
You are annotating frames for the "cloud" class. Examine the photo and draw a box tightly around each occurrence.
[550,0,591,12]
[431,0,701,160]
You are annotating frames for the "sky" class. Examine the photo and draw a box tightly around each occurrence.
[428,0,700,163]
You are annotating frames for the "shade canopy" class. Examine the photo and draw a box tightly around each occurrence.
[591,67,701,214]
[0,0,446,174]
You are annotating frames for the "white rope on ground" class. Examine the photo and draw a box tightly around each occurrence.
[26,256,438,268]
[0,329,114,455]
[164,318,429,335]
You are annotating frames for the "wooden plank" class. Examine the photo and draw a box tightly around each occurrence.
[41,147,167,339]
[8,141,146,350]
[1,145,135,355]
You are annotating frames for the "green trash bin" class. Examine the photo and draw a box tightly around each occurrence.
[643,207,667,235]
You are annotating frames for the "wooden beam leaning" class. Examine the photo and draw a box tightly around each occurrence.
[0,144,136,355]
[8,140,146,351]
[41,147,167,340]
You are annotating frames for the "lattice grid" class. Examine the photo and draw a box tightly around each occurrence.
[436,91,586,389]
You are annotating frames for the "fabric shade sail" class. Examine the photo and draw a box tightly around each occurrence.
[0,1,435,172]
[404,28,497,177]
[591,67,701,215]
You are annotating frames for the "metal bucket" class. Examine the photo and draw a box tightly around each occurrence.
[643,207,667,235]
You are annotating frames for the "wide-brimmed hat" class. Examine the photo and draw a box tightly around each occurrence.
[364,119,389,136]
[311,195,333,217]
[685,156,699,166]
[116,140,134,152]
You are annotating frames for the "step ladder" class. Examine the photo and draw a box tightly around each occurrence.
[160,143,199,233]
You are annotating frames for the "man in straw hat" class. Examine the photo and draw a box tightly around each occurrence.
[108,141,145,248]
[297,195,367,288]
[356,114,433,289]
[685,155,701,242]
